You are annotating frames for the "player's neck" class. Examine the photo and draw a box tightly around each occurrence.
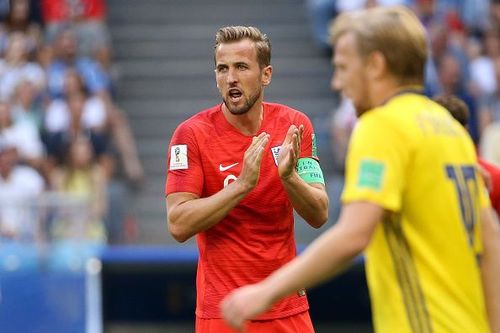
[222,103,264,136]
[371,78,419,107]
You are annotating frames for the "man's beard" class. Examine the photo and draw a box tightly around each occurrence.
[224,89,261,115]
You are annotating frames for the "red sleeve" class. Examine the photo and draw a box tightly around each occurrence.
[165,121,204,196]
[479,159,500,216]
[488,166,500,216]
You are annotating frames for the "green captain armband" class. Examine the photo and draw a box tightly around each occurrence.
[296,158,325,185]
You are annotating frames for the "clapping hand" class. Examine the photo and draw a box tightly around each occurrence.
[238,132,270,191]
[278,124,303,180]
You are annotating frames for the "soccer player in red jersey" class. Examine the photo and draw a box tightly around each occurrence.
[433,94,500,218]
[165,26,329,333]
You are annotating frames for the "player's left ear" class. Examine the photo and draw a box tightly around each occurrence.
[261,65,273,86]
[367,51,387,80]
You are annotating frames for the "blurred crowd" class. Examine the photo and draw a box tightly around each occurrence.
[307,0,500,173]
[4,0,500,244]
[0,0,143,244]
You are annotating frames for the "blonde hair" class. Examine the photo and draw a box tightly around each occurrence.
[214,26,271,68]
[330,6,427,85]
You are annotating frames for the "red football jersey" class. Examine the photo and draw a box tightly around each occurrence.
[165,102,319,319]
[479,159,500,217]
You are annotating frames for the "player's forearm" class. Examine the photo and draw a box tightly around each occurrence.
[167,179,252,242]
[281,172,329,228]
[261,222,361,304]
[480,209,500,333]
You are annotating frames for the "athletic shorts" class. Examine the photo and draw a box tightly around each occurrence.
[195,311,315,333]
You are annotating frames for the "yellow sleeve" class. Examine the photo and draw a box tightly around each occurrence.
[341,112,412,212]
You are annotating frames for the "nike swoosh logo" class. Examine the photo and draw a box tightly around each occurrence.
[219,162,239,172]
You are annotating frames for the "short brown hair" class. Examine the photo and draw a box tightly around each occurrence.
[330,6,427,85]
[433,94,470,127]
[214,26,271,68]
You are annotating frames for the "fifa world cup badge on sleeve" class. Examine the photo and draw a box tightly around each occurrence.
[170,144,188,170]
[358,159,385,190]
[312,133,318,159]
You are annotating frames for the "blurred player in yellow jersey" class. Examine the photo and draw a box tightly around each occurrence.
[221,5,500,333]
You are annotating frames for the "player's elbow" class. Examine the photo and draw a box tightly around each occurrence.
[345,225,374,257]
[309,197,329,228]
[167,218,191,243]
[351,235,371,255]
[308,212,328,229]
[168,225,190,243]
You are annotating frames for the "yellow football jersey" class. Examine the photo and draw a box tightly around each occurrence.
[342,92,490,333]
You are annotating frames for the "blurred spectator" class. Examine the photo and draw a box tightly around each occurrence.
[49,22,146,187]
[0,0,43,58]
[491,0,500,28]
[36,43,53,70]
[0,100,44,171]
[482,27,500,64]
[411,0,490,33]
[43,73,112,176]
[0,136,45,239]
[63,69,113,175]
[106,103,144,186]
[436,52,480,142]
[411,0,440,27]
[47,33,142,243]
[10,79,43,132]
[426,20,471,91]
[337,0,405,10]
[305,0,337,54]
[50,135,107,242]
[43,68,139,242]
[477,40,500,130]
[47,29,143,184]
[0,0,9,18]
[457,0,490,34]
[0,31,45,101]
[329,95,356,173]
[46,28,110,100]
[42,0,111,69]
[305,0,406,54]
[469,32,497,101]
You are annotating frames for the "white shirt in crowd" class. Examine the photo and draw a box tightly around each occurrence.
[0,165,45,238]
[44,96,107,133]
